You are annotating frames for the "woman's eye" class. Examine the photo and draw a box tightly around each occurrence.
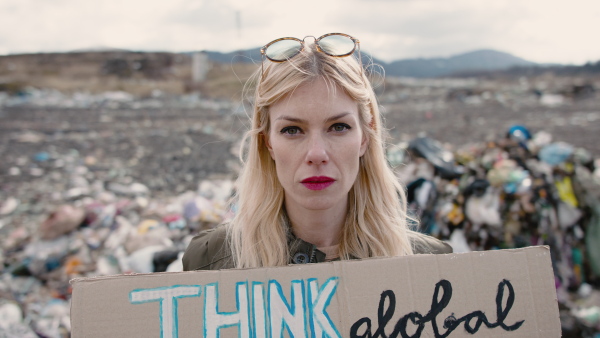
[331,123,351,132]
[280,126,301,135]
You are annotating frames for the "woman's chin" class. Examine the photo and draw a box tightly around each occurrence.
[292,196,342,212]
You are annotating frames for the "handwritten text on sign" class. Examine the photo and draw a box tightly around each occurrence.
[128,277,523,338]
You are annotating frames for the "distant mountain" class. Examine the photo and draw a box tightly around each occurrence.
[69,46,133,53]
[201,48,262,64]
[459,59,600,78]
[383,49,536,78]
[201,48,536,78]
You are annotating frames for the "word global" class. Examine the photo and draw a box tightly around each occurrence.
[129,277,341,338]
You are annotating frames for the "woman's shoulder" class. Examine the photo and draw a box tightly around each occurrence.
[409,231,453,254]
[182,224,234,271]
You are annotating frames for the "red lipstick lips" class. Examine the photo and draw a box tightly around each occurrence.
[301,176,335,191]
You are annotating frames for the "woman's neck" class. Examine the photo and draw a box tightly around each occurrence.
[284,200,347,247]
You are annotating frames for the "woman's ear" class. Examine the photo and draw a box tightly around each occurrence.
[262,132,275,160]
[359,132,369,157]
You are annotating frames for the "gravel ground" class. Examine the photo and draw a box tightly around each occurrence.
[0,106,244,196]
[1,75,599,199]
[379,77,600,157]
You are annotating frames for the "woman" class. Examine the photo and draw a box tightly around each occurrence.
[183,33,451,271]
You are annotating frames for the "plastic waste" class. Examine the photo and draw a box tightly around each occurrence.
[557,202,583,229]
[407,137,464,179]
[198,179,234,202]
[40,205,86,240]
[407,178,438,233]
[107,182,149,196]
[166,252,184,272]
[22,236,71,276]
[33,299,71,338]
[440,202,464,227]
[125,224,172,255]
[183,195,226,224]
[407,178,436,208]
[586,199,600,278]
[64,256,84,276]
[463,179,490,198]
[124,245,167,273]
[0,323,38,338]
[447,229,471,253]
[386,143,408,167]
[486,159,531,194]
[464,186,502,227]
[85,202,117,228]
[507,125,531,142]
[530,130,552,151]
[539,142,574,166]
[555,176,579,207]
[153,249,181,272]
[33,152,50,162]
[571,306,600,327]
[0,197,19,215]
[137,219,160,234]
[578,283,593,298]
[0,301,22,330]
[163,214,186,229]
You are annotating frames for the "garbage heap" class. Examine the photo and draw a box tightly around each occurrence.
[0,171,235,337]
[391,126,600,336]
[1,123,600,336]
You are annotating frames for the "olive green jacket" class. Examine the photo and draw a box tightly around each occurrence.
[182,225,453,271]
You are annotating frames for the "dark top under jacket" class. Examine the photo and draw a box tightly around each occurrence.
[182,224,453,271]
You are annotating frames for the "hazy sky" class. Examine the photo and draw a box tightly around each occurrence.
[1,0,598,64]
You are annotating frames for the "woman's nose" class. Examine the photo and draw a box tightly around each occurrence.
[305,135,329,165]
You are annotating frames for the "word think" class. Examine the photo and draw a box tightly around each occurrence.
[129,277,341,338]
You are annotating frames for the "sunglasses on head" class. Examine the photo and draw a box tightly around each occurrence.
[259,33,361,75]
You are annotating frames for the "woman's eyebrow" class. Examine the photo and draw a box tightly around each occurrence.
[274,115,304,123]
[325,112,351,122]
[274,112,351,123]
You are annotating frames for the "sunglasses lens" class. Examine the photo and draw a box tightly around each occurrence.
[318,34,356,56]
[265,39,303,61]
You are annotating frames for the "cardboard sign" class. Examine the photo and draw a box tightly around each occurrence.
[70,246,560,337]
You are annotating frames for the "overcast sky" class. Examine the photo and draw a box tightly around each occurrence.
[1,0,598,64]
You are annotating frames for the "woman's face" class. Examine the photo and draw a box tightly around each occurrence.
[266,78,368,213]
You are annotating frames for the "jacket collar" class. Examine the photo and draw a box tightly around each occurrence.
[286,230,327,264]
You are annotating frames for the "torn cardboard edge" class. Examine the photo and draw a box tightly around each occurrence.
[70,245,561,337]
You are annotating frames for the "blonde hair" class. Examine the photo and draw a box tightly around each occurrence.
[229,43,416,268]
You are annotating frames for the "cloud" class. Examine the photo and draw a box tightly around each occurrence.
[328,0,529,60]
[0,0,598,64]
[325,0,600,63]
[156,0,273,51]
[0,0,172,52]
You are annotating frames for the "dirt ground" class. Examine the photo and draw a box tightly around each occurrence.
[379,76,600,157]
[1,74,599,195]
[384,99,600,157]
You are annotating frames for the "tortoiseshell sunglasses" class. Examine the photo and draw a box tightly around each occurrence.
[259,33,361,75]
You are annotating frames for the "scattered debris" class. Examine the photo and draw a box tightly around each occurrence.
[1,75,599,336]
[395,126,600,337]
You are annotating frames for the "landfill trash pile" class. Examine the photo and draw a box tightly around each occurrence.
[1,73,599,336]
[0,101,246,336]
[0,171,236,336]
[389,128,600,337]
[2,122,599,337]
